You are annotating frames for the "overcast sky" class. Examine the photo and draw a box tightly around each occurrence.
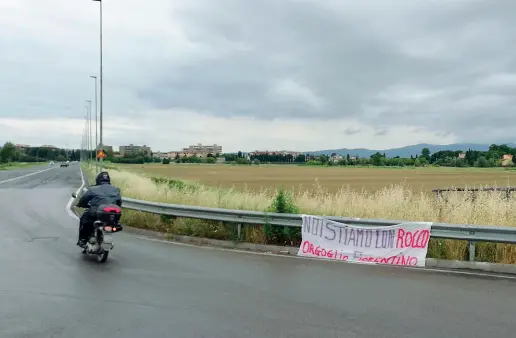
[1,0,515,152]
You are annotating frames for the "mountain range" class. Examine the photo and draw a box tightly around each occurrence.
[305,143,516,158]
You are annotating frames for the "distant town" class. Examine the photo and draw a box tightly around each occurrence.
[13,143,303,161]
[7,142,516,168]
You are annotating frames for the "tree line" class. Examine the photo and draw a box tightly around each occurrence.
[222,144,516,168]
[0,142,88,163]
[4,140,515,169]
[109,151,219,164]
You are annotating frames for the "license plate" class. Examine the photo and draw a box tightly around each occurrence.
[103,234,113,244]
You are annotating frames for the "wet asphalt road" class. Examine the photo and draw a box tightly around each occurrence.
[0,165,516,338]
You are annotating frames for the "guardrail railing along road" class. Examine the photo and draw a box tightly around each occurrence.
[120,197,516,262]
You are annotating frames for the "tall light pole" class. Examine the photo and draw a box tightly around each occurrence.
[90,75,98,153]
[82,115,86,161]
[85,105,90,161]
[93,0,104,170]
[86,100,92,161]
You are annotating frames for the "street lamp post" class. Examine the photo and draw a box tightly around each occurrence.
[92,0,104,171]
[90,76,98,153]
[83,123,87,161]
[86,100,92,161]
[82,115,88,162]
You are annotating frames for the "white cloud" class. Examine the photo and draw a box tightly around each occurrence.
[1,0,516,152]
[268,78,324,109]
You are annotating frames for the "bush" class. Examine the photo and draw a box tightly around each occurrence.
[263,188,301,246]
[162,158,170,164]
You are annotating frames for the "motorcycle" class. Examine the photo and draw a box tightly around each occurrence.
[71,192,123,263]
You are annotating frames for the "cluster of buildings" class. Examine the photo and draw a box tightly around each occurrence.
[152,143,223,160]
[16,144,59,150]
[248,150,301,158]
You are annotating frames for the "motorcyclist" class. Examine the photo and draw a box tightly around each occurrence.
[76,171,122,247]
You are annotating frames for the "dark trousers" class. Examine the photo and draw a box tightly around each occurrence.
[79,211,96,241]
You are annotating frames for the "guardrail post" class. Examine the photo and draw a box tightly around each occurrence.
[237,223,242,240]
[468,241,476,262]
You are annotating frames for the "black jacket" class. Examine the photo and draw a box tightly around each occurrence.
[76,182,122,212]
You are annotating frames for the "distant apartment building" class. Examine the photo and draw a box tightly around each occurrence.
[40,145,57,149]
[100,145,113,154]
[168,151,201,158]
[152,151,169,159]
[330,154,343,163]
[182,143,222,155]
[458,152,466,159]
[119,144,151,156]
[15,144,30,151]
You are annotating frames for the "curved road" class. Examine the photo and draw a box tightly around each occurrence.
[0,166,515,337]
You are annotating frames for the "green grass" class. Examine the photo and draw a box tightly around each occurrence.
[0,162,46,171]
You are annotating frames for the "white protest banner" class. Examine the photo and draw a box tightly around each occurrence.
[297,215,432,267]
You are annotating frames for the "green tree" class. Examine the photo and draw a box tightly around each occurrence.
[370,152,384,166]
[0,142,17,163]
[475,156,490,168]
[421,148,431,161]
[318,154,329,164]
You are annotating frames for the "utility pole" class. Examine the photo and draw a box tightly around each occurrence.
[92,0,104,171]
[86,100,92,162]
[90,75,98,154]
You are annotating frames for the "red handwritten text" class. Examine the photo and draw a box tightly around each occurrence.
[358,255,418,266]
[396,229,430,249]
[301,241,349,260]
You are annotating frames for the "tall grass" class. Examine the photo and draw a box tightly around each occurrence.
[84,164,516,263]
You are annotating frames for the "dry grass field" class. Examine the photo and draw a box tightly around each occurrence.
[84,163,516,263]
[115,163,516,193]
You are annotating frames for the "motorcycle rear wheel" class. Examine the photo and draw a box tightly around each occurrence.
[97,250,109,263]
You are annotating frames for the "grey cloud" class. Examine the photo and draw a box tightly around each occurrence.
[374,129,388,136]
[3,0,516,147]
[135,0,516,142]
[342,128,361,136]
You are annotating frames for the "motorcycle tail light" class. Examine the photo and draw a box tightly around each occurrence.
[104,226,113,232]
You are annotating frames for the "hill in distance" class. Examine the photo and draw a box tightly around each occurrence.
[306,143,516,158]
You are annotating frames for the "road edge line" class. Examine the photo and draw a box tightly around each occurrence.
[66,165,86,221]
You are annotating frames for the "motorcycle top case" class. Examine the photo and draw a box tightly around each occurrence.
[96,204,122,224]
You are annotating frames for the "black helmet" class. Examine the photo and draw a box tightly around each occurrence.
[95,171,111,185]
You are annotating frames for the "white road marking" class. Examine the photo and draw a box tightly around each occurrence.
[66,166,86,221]
[0,166,56,186]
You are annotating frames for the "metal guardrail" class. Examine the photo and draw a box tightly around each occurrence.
[432,186,516,200]
[120,197,516,262]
